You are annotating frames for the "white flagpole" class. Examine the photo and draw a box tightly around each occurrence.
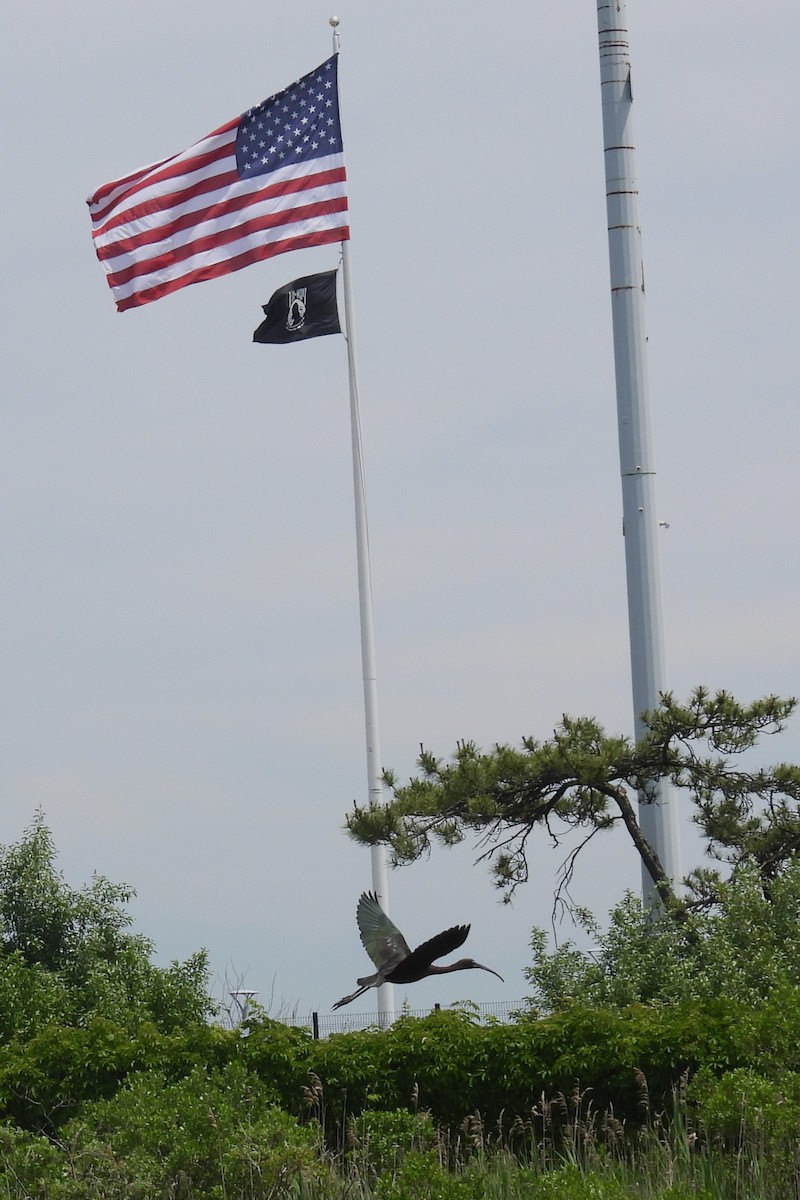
[331,17,395,1021]
[596,0,681,896]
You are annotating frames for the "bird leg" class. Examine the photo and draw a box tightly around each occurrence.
[332,970,383,1010]
[332,984,370,1010]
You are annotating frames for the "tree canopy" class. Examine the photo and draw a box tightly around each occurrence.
[345,688,800,921]
[0,813,212,1037]
[524,856,800,1014]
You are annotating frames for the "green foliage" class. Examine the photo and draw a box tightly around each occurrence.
[524,859,800,1014]
[2,1002,800,1196]
[373,1150,484,1200]
[690,1066,800,1146]
[306,1011,489,1131]
[50,1061,324,1199]
[347,689,800,918]
[0,813,213,1037]
[0,814,131,971]
[348,1109,438,1177]
[0,1014,240,1132]
[240,1017,315,1107]
[372,1155,705,1200]
[292,996,800,1139]
[0,1062,325,1199]
[0,1124,62,1197]
[518,1164,636,1199]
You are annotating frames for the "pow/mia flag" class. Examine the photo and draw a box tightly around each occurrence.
[253,269,341,344]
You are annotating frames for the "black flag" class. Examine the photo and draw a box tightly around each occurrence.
[253,269,341,344]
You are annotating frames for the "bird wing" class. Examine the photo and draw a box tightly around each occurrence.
[356,891,412,973]
[402,923,471,974]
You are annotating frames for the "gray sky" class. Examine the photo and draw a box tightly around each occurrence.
[2,1,798,1019]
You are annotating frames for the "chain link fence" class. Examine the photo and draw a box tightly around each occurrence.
[286,999,527,1039]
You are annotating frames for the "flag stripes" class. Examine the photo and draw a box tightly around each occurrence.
[87,57,349,312]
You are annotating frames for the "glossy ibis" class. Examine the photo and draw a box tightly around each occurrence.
[333,891,503,1009]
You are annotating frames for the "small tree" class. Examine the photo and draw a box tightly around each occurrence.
[524,857,800,1012]
[345,688,800,921]
[0,813,212,1036]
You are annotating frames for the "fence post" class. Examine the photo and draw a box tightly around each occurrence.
[312,1012,320,1041]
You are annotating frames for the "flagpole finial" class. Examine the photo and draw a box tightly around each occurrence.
[329,15,340,26]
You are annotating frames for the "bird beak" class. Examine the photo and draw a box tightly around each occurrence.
[475,963,504,982]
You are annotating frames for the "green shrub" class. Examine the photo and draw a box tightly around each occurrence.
[303,1000,747,1137]
[0,1124,62,1197]
[53,1061,324,1198]
[525,863,800,1016]
[0,815,213,1039]
[530,1164,635,1199]
[0,1016,240,1132]
[239,1017,314,1108]
[691,1066,800,1145]
[348,1107,438,1176]
[373,1150,483,1200]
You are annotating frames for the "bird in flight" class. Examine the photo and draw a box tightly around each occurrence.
[333,891,504,1009]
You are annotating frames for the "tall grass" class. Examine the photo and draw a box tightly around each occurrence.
[2,1072,799,1199]
[300,1072,800,1200]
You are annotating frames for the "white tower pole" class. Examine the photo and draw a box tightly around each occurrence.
[596,0,680,894]
[331,17,394,1021]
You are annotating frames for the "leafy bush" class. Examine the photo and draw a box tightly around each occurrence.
[0,814,213,1037]
[373,1155,652,1200]
[283,988,800,1144]
[239,1017,314,1106]
[0,1124,62,1197]
[303,1004,705,1134]
[348,1107,438,1176]
[50,1062,324,1198]
[0,1016,239,1132]
[690,1066,800,1146]
[524,861,800,1015]
[373,1150,484,1200]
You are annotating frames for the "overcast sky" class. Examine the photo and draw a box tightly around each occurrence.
[1,1,798,1021]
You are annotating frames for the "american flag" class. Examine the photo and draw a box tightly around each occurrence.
[87,56,349,313]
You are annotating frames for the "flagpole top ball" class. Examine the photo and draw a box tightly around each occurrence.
[329,16,340,27]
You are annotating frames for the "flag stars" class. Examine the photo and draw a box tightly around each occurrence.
[236,57,341,177]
